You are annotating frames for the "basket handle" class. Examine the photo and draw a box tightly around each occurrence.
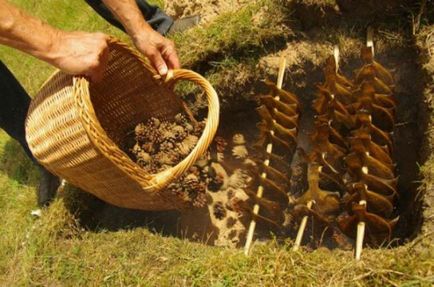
[150,69,220,190]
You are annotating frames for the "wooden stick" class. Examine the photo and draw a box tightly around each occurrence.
[57,179,67,194]
[276,56,286,89]
[292,44,341,252]
[293,200,314,251]
[333,45,340,72]
[367,26,374,56]
[355,199,367,261]
[355,27,374,259]
[244,55,286,256]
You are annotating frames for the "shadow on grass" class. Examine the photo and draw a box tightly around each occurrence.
[62,185,181,237]
[0,138,39,186]
[0,137,181,238]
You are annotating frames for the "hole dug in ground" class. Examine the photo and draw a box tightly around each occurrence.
[63,35,428,252]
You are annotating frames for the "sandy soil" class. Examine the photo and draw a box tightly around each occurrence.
[165,0,249,24]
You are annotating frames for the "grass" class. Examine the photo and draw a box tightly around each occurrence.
[0,0,433,286]
[173,0,292,69]
[171,0,293,107]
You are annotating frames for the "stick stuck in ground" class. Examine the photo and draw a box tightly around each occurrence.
[355,28,374,261]
[367,26,375,56]
[243,55,287,256]
[292,45,342,252]
[293,200,314,251]
[355,199,367,261]
[333,45,340,72]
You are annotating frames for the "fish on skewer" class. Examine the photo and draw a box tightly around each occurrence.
[343,183,394,218]
[345,152,395,179]
[244,57,299,255]
[352,111,394,151]
[340,35,398,259]
[348,134,393,165]
[347,89,395,132]
[338,202,399,246]
[356,47,394,86]
[295,163,341,219]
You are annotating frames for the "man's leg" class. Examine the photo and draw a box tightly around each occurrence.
[0,61,59,207]
[85,0,174,35]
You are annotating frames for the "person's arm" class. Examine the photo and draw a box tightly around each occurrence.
[0,0,109,81]
[101,0,179,75]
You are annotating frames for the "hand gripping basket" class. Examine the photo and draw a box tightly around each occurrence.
[25,39,219,210]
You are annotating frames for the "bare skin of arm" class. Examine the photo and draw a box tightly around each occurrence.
[0,0,179,82]
[101,0,180,75]
[0,0,110,81]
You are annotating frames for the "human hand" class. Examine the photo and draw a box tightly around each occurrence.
[132,27,180,75]
[48,31,110,82]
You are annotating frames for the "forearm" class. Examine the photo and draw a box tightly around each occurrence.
[0,0,60,63]
[101,0,153,38]
[0,0,110,81]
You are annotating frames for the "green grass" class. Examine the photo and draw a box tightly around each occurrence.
[0,0,433,286]
[173,0,292,68]
[171,0,293,109]
[0,0,127,95]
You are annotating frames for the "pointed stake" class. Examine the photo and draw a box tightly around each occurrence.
[244,55,287,256]
[276,55,286,90]
[355,199,367,260]
[292,46,341,252]
[355,29,375,261]
[367,27,374,57]
[57,179,67,194]
[293,200,314,251]
[333,45,340,73]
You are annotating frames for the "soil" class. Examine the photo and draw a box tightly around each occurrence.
[415,25,434,249]
[121,111,275,247]
[164,0,249,24]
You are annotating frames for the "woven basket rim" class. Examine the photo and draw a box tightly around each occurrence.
[47,39,220,196]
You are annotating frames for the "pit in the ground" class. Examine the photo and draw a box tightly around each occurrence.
[63,36,426,250]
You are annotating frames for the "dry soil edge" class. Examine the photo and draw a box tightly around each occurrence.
[416,25,434,248]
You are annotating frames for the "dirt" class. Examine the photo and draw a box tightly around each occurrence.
[122,111,277,247]
[165,0,249,24]
[415,25,434,249]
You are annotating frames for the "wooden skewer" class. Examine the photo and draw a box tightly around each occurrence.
[355,27,374,260]
[244,55,287,256]
[355,199,367,261]
[333,45,340,72]
[57,179,67,193]
[355,28,375,260]
[367,26,375,56]
[292,45,341,252]
[293,200,314,251]
[276,55,286,89]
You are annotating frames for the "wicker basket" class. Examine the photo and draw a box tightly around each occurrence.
[25,39,219,210]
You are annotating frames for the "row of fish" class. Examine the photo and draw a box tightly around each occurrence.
[246,81,301,230]
[194,46,400,249]
[293,47,399,246]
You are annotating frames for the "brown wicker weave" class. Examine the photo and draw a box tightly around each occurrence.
[25,39,219,210]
